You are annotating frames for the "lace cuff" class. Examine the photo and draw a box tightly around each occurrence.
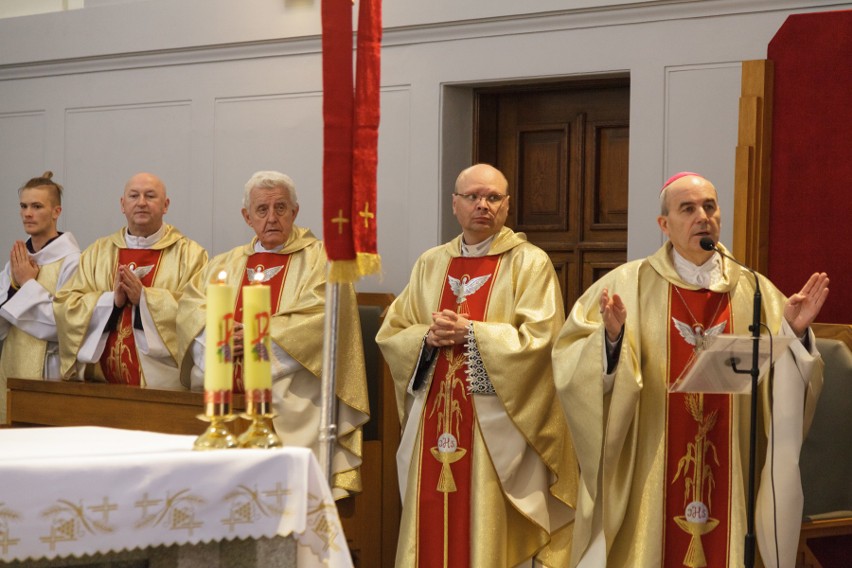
[465,322,495,395]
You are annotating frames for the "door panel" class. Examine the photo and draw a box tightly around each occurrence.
[475,78,629,310]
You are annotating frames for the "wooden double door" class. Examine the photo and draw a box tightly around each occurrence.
[474,77,630,311]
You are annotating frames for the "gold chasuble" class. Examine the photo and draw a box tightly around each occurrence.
[377,227,577,568]
[101,249,163,385]
[419,255,499,567]
[553,242,824,567]
[176,228,369,497]
[55,225,208,386]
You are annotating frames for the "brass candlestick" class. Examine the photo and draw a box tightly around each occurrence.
[194,390,238,450]
[238,389,282,449]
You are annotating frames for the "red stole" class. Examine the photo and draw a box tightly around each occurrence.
[232,252,291,393]
[100,249,163,386]
[417,255,500,568]
[664,286,733,568]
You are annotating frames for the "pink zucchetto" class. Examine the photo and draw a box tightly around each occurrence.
[661,171,702,194]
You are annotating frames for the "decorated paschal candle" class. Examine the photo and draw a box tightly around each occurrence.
[205,271,235,401]
[242,275,273,404]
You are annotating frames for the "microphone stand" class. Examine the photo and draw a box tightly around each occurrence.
[737,271,761,568]
[702,239,761,568]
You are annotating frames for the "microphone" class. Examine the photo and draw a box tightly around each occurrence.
[699,237,760,285]
[699,236,762,310]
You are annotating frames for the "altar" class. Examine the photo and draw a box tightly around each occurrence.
[0,427,352,568]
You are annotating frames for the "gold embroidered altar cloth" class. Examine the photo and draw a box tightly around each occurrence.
[0,426,351,567]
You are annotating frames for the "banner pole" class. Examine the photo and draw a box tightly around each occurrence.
[319,278,341,482]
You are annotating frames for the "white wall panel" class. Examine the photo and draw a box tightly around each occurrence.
[212,92,324,256]
[369,87,411,294]
[664,63,743,250]
[0,111,47,249]
[63,102,193,250]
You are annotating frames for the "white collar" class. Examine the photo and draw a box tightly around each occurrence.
[460,234,495,258]
[29,232,80,264]
[672,247,722,289]
[253,241,285,253]
[125,225,165,250]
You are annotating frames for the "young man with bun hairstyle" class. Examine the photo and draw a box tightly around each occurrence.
[0,171,81,423]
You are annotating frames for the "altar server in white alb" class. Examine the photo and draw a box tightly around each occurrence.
[0,172,81,423]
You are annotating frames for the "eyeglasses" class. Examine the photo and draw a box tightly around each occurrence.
[453,192,509,206]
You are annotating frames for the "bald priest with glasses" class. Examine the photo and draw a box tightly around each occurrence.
[377,163,577,567]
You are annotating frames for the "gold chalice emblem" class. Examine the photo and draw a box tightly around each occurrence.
[674,501,719,568]
[431,433,467,492]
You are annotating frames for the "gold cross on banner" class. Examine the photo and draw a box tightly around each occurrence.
[359,202,375,228]
[332,209,350,234]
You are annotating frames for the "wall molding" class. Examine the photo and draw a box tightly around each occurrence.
[1,0,845,81]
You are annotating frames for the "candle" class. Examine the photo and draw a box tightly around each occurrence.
[242,276,272,394]
[205,271,235,394]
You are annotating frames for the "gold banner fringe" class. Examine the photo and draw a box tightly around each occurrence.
[328,253,382,283]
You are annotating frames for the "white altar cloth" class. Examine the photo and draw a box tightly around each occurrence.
[0,426,352,567]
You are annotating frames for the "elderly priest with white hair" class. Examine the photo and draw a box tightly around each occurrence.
[176,170,369,499]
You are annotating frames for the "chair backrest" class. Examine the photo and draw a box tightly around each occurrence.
[356,292,395,442]
[800,337,852,518]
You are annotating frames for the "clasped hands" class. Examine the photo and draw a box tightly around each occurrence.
[425,309,470,348]
[232,322,244,358]
[113,265,145,308]
[9,240,39,288]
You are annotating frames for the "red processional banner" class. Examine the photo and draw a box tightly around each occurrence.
[321,0,382,283]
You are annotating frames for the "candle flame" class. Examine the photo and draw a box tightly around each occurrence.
[252,271,264,284]
[213,270,227,284]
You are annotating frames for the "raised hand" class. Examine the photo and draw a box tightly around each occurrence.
[784,272,829,337]
[599,287,627,342]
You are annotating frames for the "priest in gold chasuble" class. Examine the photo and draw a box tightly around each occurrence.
[176,171,369,498]
[377,164,577,567]
[553,173,829,567]
[0,172,80,424]
[55,173,208,388]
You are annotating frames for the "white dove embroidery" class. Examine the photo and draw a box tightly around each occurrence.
[448,274,491,305]
[131,264,155,280]
[673,317,727,352]
[246,265,284,283]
